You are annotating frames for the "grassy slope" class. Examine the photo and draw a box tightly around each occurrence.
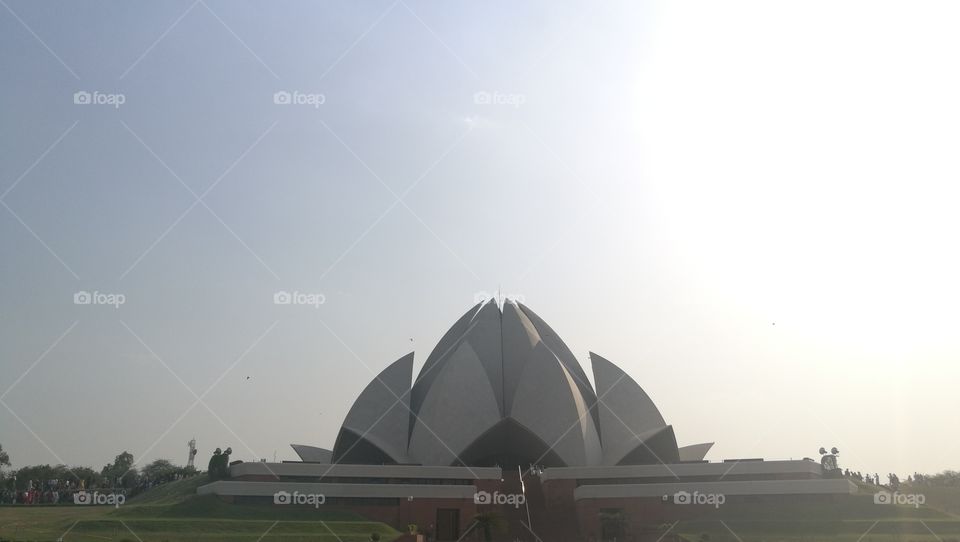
[905,486,960,518]
[0,476,399,542]
[124,475,209,505]
[672,495,960,542]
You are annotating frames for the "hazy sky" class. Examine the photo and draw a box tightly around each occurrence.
[2,1,958,478]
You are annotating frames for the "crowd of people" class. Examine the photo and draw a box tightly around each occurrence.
[0,470,196,505]
[844,469,883,485]
[0,479,95,504]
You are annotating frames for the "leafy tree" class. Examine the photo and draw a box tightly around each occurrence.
[102,451,138,488]
[71,466,102,487]
[141,459,177,481]
[10,464,99,490]
[0,446,11,490]
[909,470,960,487]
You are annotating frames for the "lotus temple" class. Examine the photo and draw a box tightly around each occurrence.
[198,300,856,541]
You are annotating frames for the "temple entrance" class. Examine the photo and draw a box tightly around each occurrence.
[600,508,626,542]
[436,508,460,541]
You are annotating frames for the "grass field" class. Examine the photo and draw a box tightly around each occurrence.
[0,477,399,542]
[673,518,960,542]
[668,490,960,542]
[1,481,958,541]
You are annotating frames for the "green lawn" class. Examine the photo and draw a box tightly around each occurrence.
[668,495,960,542]
[674,518,960,542]
[909,486,960,518]
[3,480,959,541]
[0,477,399,542]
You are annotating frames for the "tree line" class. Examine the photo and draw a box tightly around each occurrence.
[0,443,197,495]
